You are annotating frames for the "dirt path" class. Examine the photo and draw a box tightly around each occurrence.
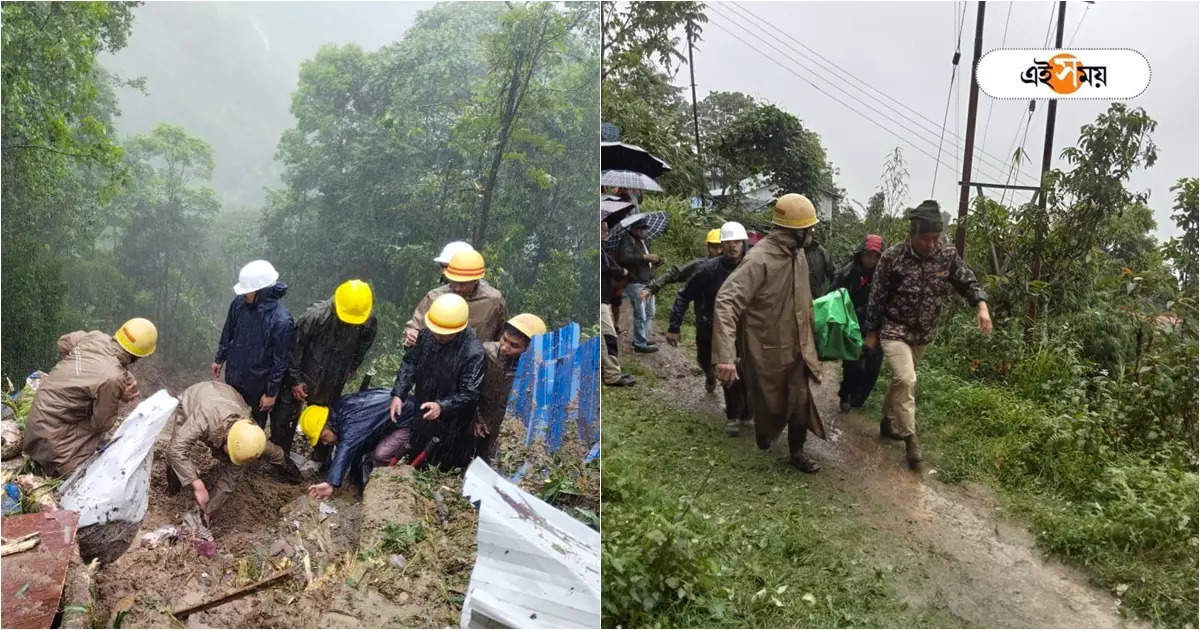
[615,308,1138,628]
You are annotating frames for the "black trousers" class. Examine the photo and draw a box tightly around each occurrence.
[695,324,713,372]
[839,348,884,405]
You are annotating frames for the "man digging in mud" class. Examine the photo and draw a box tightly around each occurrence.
[303,387,403,500]
[667,222,753,434]
[474,313,546,462]
[713,195,827,472]
[166,381,301,520]
[864,200,992,469]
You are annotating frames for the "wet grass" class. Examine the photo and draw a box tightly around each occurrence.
[601,380,964,628]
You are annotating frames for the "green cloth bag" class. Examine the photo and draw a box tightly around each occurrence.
[812,288,863,361]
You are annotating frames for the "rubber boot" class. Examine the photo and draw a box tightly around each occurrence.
[725,419,740,437]
[904,435,923,470]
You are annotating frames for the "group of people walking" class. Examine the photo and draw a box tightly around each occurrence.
[610,194,992,472]
[22,242,546,524]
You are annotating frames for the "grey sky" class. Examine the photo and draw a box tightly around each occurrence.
[683,1,1198,242]
[101,2,436,210]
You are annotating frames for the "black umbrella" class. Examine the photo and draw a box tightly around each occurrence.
[601,142,671,178]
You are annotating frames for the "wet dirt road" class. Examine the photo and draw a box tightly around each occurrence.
[615,309,1138,628]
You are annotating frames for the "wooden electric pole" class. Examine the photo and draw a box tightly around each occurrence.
[686,18,705,205]
[954,1,987,258]
[1026,0,1067,335]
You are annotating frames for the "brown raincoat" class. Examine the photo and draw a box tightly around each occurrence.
[166,381,286,516]
[405,280,508,343]
[23,331,135,477]
[476,341,518,461]
[712,230,826,449]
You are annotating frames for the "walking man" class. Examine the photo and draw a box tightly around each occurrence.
[668,222,753,432]
[864,201,992,469]
[602,219,636,387]
[713,194,827,472]
[831,235,885,411]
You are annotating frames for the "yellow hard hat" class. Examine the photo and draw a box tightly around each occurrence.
[299,405,330,448]
[507,313,547,339]
[226,419,266,466]
[705,229,721,244]
[114,318,158,357]
[425,293,469,335]
[444,250,486,283]
[772,193,819,229]
[334,279,373,325]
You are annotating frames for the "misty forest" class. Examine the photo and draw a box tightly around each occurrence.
[2,1,600,389]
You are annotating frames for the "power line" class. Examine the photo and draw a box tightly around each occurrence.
[932,3,967,195]
[1067,2,1090,47]
[977,1,1013,165]
[723,1,1032,185]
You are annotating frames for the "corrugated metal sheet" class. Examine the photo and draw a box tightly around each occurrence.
[459,459,600,629]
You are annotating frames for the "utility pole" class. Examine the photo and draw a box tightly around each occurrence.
[954,1,987,257]
[686,18,705,205]
[1026,0,1067,335]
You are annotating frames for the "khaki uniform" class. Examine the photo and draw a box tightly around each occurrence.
[476,341,518,461]
[166,381,286,516]
[405,280,507,343]
[713,230,825,456]
[23,331,134,478]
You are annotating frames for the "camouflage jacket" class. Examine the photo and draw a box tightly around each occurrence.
[864,241,987,346]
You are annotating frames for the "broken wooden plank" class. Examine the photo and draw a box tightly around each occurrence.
[1,510,80,629]
[1,534,39,556]
[171,568,293,618]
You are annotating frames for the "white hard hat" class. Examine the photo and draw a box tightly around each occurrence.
[719,221,749,242]
[233,260,279,295]
[434,241,474,265]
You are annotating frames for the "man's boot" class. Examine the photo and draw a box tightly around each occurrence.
[704,368,717,393]
[789,449,821,473]
[880,416,903,441]
[725,419,740,437]
[904,435,923,470]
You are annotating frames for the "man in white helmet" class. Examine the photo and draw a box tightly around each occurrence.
[211,260,295,439]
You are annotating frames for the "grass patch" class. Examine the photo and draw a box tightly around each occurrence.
[601,382,963,628]
[863,349,1200,627]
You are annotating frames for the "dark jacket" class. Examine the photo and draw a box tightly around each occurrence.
[324,388,397,488]
[865,241,988,346]
[617,233,655,284]
[215,282,294,406]
[668,255,738,334]
[805,242,834,300]
[393,328,486,470]
[601,249,626,305]
[289,299,377,406]
[830,241,877,326]
[647,256,707,295]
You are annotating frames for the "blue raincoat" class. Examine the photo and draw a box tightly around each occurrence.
[215,282,295,407]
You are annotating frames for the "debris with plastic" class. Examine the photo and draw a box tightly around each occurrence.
[1,420,22,460]
[290,452,320,474]
[140,526,178,548]
[459,458,600,628]
[181,510,213,542]
[2,483,21,516]
[319,502,338,517]
[389,554,407,570]
[58,390,179,564]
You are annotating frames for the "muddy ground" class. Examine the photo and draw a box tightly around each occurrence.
[617,306,1141,628]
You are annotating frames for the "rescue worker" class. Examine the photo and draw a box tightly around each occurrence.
[165,381,300,517]
[387,293,485,471]
[805,231,834,300]
[712,194,827,473]
[211,260,294,428]
[271,279,377,456]
[404,249,507,347]
[601,219,636,387]
[434,241,475,277]
[831,235,885,412]
[303,387,400,500]
[23,318,154,477]
[668,222,753,434]
[474,313,546,462]
[641,228,723,300]
[618,216,663,353]
[864,201,992,469]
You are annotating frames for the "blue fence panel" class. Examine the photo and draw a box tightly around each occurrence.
[503,322,599,477]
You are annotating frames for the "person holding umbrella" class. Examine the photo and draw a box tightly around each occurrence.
[616,214,666,353]
[601,207,637,387]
